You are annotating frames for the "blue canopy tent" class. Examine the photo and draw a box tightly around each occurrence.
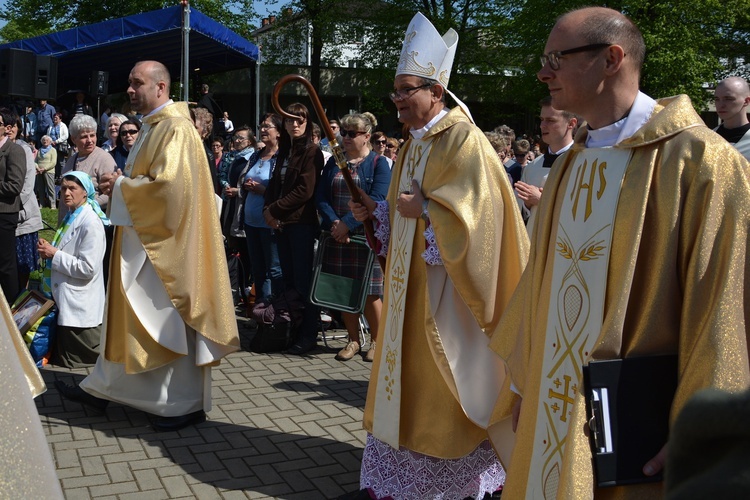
[0,5,259,97]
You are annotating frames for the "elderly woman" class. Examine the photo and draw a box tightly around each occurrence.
[10,115,43,290]
[59,114,116,224]
[38,171,108,368]
[101,113,128,152]
[110,119,141,171]
[264,103,322,355]
[35,135,57,208]
[316,112,391,362]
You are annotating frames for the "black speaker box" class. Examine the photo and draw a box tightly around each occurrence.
[34,55,58,100]
[0,48,36,97]
[91,70,109,96]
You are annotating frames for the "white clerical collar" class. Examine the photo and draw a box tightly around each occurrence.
[585,91,656,148]
[145,99,174,118]
[410,108,449,140]
[549,141,574,155]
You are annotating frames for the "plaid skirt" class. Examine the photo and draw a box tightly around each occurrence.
[321,236,383,296]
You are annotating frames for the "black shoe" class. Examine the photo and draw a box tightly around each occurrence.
[337,490,372,500]
[55,380,109,411]
[152,410,206,432]
[286,340,316,355]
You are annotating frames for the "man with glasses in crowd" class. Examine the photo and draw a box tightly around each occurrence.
[319,119,341,153]
[490,7,750,498]
[349,12,528,499]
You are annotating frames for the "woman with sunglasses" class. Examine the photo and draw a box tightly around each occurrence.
[263,103,323,355]
[316,112,391,362]
[384,137,400,162]
[369,131,393,169]
[110,119,141,172]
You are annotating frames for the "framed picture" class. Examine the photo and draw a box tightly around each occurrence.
[11,291,54,335]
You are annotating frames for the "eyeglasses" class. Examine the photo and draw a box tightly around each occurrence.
[385,145,397,149]
[233,135,249,142]
[120,129,138,136]
[284,117,306,125]
[341,129,366,138]
[259,124,276,130]
[373,139,387,145]
[388,83,431,101]
[540,43,611,70]
[211,144,223,148]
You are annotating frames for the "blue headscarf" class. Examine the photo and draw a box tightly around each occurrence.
[61,171,110,226]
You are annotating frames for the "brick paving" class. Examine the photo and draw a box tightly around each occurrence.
[38,317,372,499]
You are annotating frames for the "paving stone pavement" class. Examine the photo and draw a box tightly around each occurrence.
[38,317,373,499]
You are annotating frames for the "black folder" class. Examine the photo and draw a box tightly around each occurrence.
[583,355,678,487]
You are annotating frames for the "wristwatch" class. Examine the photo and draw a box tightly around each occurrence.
[420,199,429,222]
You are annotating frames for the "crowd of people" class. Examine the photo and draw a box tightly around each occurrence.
[1,5,750,499]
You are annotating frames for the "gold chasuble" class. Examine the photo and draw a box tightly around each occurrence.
[490,95,750,499]
[104,102,239,373]
[364,107,529,458]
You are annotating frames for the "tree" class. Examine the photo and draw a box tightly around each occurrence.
[0,0,259,43]
[493,0,750,111]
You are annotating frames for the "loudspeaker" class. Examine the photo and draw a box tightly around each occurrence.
[34,55,58,100]
[0,48,36,97]
[91,70,108,96]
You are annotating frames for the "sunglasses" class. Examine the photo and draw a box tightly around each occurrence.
[120,129,138,136]
[373,139,387,145]
[341,129,366,138]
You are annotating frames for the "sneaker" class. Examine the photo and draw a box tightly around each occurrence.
[336,341,360,361]
[364,341,376,362]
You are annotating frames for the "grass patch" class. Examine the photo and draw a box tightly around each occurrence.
[40,207,58,242]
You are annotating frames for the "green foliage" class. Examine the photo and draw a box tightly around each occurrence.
[0,0,258,42]
[497,0,750,111]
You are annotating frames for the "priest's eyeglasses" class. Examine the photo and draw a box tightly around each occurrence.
[540,43,611,70]
[389,84,431,101]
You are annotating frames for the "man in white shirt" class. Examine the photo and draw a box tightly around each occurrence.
[713,76,750,160]
[514,96,578,234]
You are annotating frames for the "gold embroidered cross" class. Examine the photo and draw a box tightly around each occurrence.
[548,375,576,422]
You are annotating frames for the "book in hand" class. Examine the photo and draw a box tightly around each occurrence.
[583,354,678,487]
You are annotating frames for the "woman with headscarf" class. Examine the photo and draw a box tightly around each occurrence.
[38,171,109,368]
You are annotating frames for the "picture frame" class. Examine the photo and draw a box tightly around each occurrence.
[11,291,54,335]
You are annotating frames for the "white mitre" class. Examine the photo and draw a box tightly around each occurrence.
[396,12,473,122]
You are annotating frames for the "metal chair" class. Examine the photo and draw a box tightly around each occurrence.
[309,232,374,348]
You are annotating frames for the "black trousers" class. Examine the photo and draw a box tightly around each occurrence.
[0,212,19,304]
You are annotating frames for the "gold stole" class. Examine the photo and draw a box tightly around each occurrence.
[525,148,631,498]
[372,136,433,448]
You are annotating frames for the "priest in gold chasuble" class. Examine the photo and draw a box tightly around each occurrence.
[490,7,750,500]
[57,61,239,432]
[352,13,529,500]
